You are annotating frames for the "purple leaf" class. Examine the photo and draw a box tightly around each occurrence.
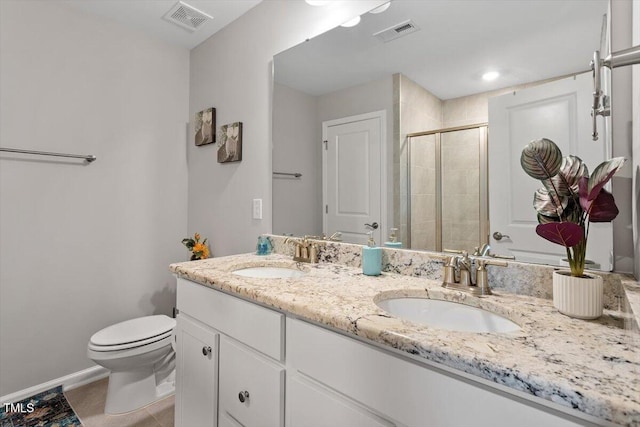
[536,223,584,247]
[588,189,619,222]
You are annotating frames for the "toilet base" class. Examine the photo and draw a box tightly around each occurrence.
[105,368,175,414]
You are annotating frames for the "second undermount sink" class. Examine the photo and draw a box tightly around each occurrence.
[376,297,520,333]
[232,266,306,279]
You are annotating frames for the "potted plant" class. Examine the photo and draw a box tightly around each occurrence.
[520,138,624,319]
[182,233,210,260]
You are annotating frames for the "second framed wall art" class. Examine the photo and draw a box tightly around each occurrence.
[217,122,242,163]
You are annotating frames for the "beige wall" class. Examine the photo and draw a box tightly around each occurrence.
[0,0,190,396]
[395,74,442,246]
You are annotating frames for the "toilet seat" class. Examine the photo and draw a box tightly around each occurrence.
[89,329,173,352]
[89,315,175,352]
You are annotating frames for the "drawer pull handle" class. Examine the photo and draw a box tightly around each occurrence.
[202,346,212,356]
[238,390,250,403]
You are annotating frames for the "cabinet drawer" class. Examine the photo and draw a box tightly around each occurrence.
[219,336,284,427]
[177,277,284,360]
[287,318,583,427]
[288,375,395,427]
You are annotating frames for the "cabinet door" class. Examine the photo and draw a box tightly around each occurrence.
[175,314,218,427]
[219,336,284,427]
[288,375,395,427]
[218,412,244,427]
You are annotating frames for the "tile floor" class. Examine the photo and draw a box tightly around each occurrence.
[64,378,174,427]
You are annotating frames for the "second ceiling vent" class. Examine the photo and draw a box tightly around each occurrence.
[373,20,420,43]
[163,1,212,32]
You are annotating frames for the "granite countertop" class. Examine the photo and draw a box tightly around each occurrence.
[170,253,640,426]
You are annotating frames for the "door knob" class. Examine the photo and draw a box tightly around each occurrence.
[365,222,378,230]
[202,346,212,356]
[238,390,250,403]
[492,231,510,241]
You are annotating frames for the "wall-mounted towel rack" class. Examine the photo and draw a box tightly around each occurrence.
[273,171,302,178]
[0,147,96,163]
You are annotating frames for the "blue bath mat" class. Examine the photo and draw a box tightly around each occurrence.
[0,386,83,427]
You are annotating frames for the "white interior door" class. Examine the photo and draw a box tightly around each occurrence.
[488,72,612,269]
[323,111,385,245]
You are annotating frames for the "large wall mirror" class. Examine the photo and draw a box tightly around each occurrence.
[272,0,611,268]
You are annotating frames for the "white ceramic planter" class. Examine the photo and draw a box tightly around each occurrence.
[552,270,603,319]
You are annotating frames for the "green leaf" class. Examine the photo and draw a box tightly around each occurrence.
[537,212,560,225]
[550,155,588,196]
[587,157,625,201]
[533,188,566,217]
[182,238,195,249]
[520,138,563,180]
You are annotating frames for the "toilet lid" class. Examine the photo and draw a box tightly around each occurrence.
[90,315,176,347]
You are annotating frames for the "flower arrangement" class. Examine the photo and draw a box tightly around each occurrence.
[520,138,624,277]
[182,233,210,260]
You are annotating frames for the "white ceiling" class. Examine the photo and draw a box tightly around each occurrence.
[66,0,262,49]
[274,0,609,100]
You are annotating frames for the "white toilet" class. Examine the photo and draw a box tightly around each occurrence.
[87,315,176,414]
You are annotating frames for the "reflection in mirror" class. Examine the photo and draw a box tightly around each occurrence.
[272,0,610,267]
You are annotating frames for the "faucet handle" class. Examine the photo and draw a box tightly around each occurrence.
[444,248,465,255]
[474,259,508,296]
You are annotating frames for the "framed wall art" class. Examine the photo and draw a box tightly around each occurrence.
[195,107,215,146]
[217,122,242,163]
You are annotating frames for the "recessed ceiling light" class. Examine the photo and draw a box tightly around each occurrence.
[341,16,361,28]
[305,0,331,5]
[369,2,391,14]
[482,71,500,81]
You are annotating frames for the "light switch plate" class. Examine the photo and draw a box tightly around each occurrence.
[252,198,262,220]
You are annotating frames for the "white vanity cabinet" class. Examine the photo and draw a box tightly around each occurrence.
[176,277,600,427]
[174,314,218,427]
[175,278,285,427]
[286,318,591,427]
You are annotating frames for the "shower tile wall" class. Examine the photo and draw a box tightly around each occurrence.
[441,129,480,252]
[410,134,437,251]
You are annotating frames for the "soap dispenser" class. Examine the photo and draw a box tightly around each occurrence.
[384,228,402,248]
[255,236,273,256]
[362,231,382,276]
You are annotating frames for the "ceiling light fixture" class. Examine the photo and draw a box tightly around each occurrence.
[369,2,391,14]
[340,15,361,28]
[305,0,331,6]
[482,71,500,81]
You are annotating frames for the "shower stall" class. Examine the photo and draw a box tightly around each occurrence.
[407,124,488,253]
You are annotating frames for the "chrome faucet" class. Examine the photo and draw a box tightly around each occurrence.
[441,249,508,296]
[284,236,320,263]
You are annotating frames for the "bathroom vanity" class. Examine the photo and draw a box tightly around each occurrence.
[170,241,640,427]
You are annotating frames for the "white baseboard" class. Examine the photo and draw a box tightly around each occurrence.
[0,365,109,404]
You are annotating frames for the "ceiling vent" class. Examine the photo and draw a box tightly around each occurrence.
[163,1,212,32]
[373,20,420,43]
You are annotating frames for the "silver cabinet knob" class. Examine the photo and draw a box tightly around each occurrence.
[492,231,510,241]
[202,346,212,356]
[238,390,250,403]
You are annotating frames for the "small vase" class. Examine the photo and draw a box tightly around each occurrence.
[552,270,603,319]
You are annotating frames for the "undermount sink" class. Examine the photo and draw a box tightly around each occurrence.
[376,297,520,333]
[232,266,306,279]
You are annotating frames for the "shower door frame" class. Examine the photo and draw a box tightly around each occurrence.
[406,123,489,252]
